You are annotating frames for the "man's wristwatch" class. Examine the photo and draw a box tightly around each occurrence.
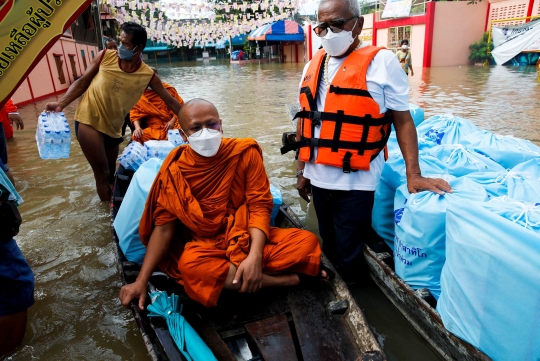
[296,170,304,178]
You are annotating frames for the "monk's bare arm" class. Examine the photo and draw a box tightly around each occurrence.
[149,75,182,115]
[45,50,105,112]
[119,221,175,310]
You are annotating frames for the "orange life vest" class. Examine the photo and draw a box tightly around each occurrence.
[281,46,392,173]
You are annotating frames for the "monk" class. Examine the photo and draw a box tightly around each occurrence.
[130,68,185,144]
[119,99,332,309]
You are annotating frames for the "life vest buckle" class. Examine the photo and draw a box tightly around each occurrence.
[309,111,323,126]
[342,151,353,173]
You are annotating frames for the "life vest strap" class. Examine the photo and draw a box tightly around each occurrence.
[329,85,372,98]
[281,137,389,155]
[293,110,392,127]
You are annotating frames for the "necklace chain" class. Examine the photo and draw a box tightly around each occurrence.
[324,40,363,85]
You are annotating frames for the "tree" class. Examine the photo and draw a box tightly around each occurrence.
[469,32,494,64]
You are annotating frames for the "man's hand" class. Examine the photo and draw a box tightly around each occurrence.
[233,254,263,293]
[164,117,176,132]
[297,174,311,203]
[407,174,452,195]
[44,102,63,112]
[410,70,414,76]
[8,114,24,130]
[119,280,147,311]
[133,128,143,138]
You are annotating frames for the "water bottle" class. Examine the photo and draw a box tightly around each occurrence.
[61,128,71,158]
[43,129,53,159]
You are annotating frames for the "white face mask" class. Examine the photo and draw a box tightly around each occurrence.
[320,18,358,57]
[185,128,222,157]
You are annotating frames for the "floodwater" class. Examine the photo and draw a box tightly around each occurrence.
[5,60,539,361]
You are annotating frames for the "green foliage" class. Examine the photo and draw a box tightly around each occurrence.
[469,32,494,63]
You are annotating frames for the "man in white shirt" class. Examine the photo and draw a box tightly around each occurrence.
[291,0,450,283]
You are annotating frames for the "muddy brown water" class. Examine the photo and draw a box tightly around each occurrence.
[5,60,539,360]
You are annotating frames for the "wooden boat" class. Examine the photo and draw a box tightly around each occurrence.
[363,242,490,361]
[279,104,491,360]
[111,164,385,361]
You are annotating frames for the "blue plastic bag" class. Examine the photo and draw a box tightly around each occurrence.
[512,158,540,178]
[460,131,540,169]
[269,184,282,226]
[437,198,540,361]
[465,168,540,201]
[416,114,479,146]
[463,171,509,198]
[372,154,447,250]
[114,158,163,265]
[426,144,505,177]
[409,103,425,127]
[393,177,487,299]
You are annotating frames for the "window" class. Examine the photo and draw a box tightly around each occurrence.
[91,50,95,60]
[68,54,78,79]
[388,26,411,53]
[81,49,87,69]
[53,55,66,84]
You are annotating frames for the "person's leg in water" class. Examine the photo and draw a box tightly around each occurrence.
[0,238,34,358]
[76,122,117,201]
[105,144,119,185]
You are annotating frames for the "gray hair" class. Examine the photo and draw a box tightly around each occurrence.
[318,0,361,17]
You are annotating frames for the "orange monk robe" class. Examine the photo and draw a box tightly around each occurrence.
[130,82,185,144]
[140,138,322,307]
[0,99,17,139]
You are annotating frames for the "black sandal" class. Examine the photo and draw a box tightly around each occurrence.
[297,258,336,286]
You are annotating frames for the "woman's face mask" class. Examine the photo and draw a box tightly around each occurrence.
[320,18,358,57]
[118,44,138,60]
[183,127,222,157]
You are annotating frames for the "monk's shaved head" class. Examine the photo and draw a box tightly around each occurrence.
[178,98,220,131]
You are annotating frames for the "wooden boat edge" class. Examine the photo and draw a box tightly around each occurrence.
[363,245,491,361]
[280,204,385,356]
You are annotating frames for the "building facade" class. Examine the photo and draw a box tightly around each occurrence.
[304,0,540,67]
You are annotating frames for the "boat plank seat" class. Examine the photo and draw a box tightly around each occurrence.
[182,308,237,361]
[245,314,299,361]
[288,285,362,361]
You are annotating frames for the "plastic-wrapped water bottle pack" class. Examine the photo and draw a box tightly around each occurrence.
[36,112,72,160]
[145,140,176,160]
[119,140,178,172]
[119,142,147,172]
[167,129,187,147]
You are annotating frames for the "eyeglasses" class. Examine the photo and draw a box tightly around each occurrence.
[182,122,221,137]
[313,17,357,37]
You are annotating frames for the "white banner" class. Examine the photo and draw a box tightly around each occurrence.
[492,19,540,65]
[381,0,413,19]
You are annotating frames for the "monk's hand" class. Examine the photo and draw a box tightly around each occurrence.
[133,128,143,138]
[407,174,452,195]
[296,174,311,203]
[164,118,176,131]
[119,280,147,311]
[44,102,63,113]
[234,255,263,293]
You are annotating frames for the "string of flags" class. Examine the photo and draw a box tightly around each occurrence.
[101,0,310,48]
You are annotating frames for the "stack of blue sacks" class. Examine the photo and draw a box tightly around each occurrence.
[372,108,540,360]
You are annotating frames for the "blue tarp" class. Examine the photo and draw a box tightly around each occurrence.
[248,20,304,42]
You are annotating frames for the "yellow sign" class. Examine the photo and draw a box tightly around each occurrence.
[0,0,93,108]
